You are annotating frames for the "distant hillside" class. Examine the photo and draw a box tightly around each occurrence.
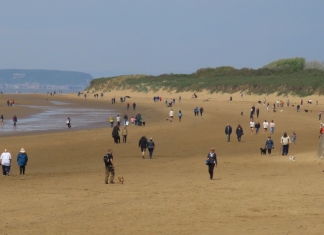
[86,58,324,97]
[0,69,93,90]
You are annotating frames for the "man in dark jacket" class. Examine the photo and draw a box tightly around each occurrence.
[225,123,232,142]
[138,135,148,159]
[199,107,204,116]
[112,124,120,143]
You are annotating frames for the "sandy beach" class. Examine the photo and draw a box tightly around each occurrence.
[1,91,324,235]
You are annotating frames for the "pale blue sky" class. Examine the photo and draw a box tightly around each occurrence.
[1,0,323,78]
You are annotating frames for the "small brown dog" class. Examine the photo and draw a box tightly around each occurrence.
[118,176,124,184]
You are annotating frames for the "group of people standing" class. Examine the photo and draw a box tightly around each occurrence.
[224,122,296,156]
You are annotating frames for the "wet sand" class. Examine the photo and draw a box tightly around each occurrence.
[1,91,324,235]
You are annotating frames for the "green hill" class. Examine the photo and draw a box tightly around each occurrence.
[86,58,324,97]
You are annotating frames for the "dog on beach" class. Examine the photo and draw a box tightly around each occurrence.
[118,176,124,184]
[203,99,209,102]
[304,109,309,113]
[143,121,146,126]
[260,147,267,155]
[289,156,295,161]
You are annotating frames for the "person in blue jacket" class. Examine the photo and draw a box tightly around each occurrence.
[17,148,28,175]
[265,136,274,156]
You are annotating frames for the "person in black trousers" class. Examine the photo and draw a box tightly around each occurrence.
[138,135,148,159]
[225,123,232,142]
[112,124,120,143]
[206,148,217,180]
[199,107,204,116]
[236,124,244,142]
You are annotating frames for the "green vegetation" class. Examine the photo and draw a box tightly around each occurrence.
[263,57,305,71]
[86,58,324,97]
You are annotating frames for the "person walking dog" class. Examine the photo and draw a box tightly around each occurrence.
[103,149,115,184]
[265,136,274,156]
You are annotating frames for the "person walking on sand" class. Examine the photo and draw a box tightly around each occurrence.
[138,135,148,159]
[319,111,322,121]
[263,120,269,135]
[200,107,204,117]
[147,137,155,159]
[122,126,128,143]
[280,132,291,156]
[66,117,71,128]
[17,148,28,177]
[131,116,135,125]
[194,107,199,117]
[109,116,114,127]
[236,124,244,142]
[256,108,260,118]
[103,149,115,184]
[169,109,174,122]
[0,113,3,126]
[178,110,182,122]
[116,115,121,126]
[255,121,260,134]
[269,120,275,134]
[0,149,11,176]
[225,123,232,142]
[265,136,274,156]
[291,131,297,144]
[13,115,17,126]
[206,148,217,180]
[249,118,255,134]
[112,124,120,144]
[133,102,136,110]
[123,114,128,126]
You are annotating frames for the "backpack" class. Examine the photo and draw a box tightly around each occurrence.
[103,154,110,164]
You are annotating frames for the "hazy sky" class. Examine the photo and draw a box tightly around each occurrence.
[1,0,323,78]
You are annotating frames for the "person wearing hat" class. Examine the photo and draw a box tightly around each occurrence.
[147,137,155,159]
[206,148,217,180]
[0,149,12,176]
[138,135,148,159]
[17,148,28,176]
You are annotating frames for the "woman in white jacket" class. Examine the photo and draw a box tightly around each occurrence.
[280,132,291,156]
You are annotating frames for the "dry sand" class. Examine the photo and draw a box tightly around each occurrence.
[1,91,324,235]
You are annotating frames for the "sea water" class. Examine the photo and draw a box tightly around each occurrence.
[0,100,117,135]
